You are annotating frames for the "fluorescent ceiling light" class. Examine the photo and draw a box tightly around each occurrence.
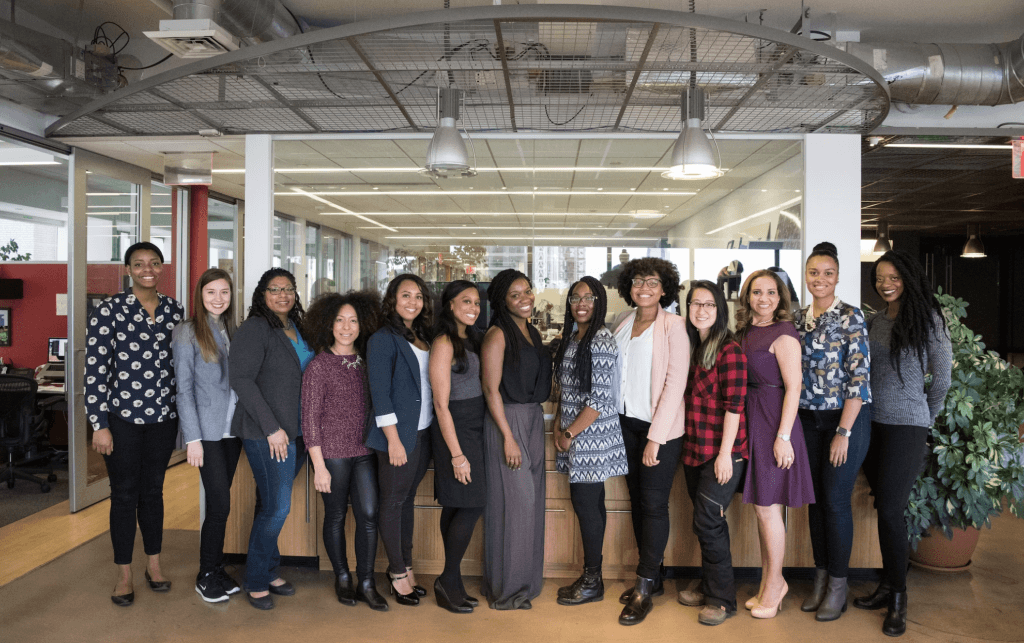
[290,188,397,232]
[386,236,663,241]
[885,144,1010,150]
[277,190,696,197]
[705,197,802,235]
[339,211,638,217]
[216,166,684,174]
[778,209,802,226]
[0,147,59,165]
[361,226,641,230]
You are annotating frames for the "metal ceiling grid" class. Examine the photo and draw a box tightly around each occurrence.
[47,5,889,139]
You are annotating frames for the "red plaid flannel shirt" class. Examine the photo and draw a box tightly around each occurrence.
[682,340,748,466]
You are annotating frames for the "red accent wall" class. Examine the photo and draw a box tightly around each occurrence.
[0,264,67,370]
[188,185,209,296]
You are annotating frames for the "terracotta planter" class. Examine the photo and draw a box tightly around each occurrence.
[909,526,980,572]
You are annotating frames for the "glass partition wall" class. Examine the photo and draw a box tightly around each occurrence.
[270,136,804,332]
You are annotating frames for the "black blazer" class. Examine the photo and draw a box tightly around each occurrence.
[229,316,305,441]
[365,326,431,454]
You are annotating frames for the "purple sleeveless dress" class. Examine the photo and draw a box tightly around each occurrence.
[741,322,815,508]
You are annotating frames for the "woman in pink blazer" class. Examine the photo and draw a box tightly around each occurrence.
[612,257,690,626]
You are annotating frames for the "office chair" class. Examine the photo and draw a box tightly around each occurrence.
[0,374,57,492]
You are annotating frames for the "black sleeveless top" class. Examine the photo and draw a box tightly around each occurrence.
[498,324,553,405]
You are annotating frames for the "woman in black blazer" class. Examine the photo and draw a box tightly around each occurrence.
[229,268,314,610]
[366,274,434,605]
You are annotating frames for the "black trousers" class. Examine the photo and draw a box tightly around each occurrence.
[861,421,930,593]
[321,454,379,581]
[375,430,431,575]
[683,456,746,611]
[570,482,607,569]
[620,414,683,579]
[102,416,178,565]
[198,437,242,574]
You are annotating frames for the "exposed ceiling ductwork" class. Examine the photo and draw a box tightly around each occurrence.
[846,32,1024,105]
[147,0,302,58]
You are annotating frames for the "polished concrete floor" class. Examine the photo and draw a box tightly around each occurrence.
[1,465,1022,643]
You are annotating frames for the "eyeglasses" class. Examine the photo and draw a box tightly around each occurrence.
[569,295,597,305]
[631,278,662,288]
[689,301,717,310]
[267,286,296,295]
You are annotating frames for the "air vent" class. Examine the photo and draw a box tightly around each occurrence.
[143,19,239,59]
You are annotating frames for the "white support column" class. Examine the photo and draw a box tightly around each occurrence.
[351,234,361,290]
[244,135,274,306]
[803,134,861,306]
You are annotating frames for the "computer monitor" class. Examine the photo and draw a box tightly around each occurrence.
[48,338,67,363]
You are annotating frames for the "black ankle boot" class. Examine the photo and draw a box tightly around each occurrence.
[558,566,604,606]
[618,576,655,625]
[882,591,907,637]
[619,573,663,604]
[335,570,356,606]
[801,568,828,612]
[356,577,389,611]
[558,572,584,600]
[853,580,891,610]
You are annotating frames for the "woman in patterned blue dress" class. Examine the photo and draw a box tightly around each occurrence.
[552,276,628,606]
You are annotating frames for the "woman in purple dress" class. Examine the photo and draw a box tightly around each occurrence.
[735,269,814,619]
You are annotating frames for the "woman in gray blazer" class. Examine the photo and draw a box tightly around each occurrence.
[229,268,314,610]
[172,268,240,604]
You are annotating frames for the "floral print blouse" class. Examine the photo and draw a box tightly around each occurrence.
[795,297,872,410]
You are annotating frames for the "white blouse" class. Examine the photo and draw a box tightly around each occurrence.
[615,315,654,422]
[412,344,434,431]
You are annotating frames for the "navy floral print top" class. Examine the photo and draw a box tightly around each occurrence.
[84,291,184,430]
[795,297,872,410]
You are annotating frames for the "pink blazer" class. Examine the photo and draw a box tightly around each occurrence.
[614,307,691,445]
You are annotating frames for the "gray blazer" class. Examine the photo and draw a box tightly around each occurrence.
[171,318,235,443]
[229,316,305,441]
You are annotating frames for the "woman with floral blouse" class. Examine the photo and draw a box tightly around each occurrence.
[85,241,184,607]
[676,280,748,626]
[795,242,872,622]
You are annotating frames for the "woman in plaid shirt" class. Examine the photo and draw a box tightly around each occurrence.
[676,280,748,626]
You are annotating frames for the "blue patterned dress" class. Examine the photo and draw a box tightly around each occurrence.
[556,326,628,483]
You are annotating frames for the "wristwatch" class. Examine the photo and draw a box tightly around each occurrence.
[778,433,791,442]
[562,429,574,440]
[836,426,852,438]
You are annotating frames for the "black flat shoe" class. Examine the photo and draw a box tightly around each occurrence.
[388,572,419,606]
[268,579,295,596]
[434,579,472,614]
[144,570,171,592]
[853,581,891,611]
[110,591,134,607]
[335,571,357,606]
[356,578,389,611]
[247,592,274,610]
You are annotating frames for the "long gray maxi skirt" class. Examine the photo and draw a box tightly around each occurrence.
[481,402,546,609]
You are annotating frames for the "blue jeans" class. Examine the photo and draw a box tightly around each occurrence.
[800,404,871,578]
[242,437,307,592]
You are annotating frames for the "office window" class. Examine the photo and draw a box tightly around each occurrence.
[0,142,69,262]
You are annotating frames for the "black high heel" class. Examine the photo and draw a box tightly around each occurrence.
[434,578,472,614]
[406,568,427,597]
[388,571,419,606]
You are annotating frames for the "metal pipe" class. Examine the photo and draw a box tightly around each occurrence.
[171,0,300,45]
[847,32,1024,105]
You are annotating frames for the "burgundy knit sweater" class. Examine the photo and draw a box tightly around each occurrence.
[301,352,371,459]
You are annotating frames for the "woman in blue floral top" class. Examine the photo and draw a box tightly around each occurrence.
[794,242,871,622]
[553,276,627,607]
[85,241,184,607]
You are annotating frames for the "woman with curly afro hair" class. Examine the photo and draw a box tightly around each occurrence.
[612,257,690,626]
[301,290,389,611]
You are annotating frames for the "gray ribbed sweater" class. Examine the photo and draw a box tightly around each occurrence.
[867,311,952,427]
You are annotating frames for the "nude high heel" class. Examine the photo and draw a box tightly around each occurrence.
[751,582,788,619]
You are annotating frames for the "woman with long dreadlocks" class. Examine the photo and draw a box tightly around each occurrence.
[480,269,553,610]
[552,276,627,607]
[855,250,951,637]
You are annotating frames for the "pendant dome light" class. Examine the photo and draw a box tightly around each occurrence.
[961,224,986,258]
[422,88,477,179]
[872,221,893,254]
[662,86,725,180]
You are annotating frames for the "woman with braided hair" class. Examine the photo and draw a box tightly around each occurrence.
[856,250,951,637]
[480,269,552,610]
[553,276,627,607]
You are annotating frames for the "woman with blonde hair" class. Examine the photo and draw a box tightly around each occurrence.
[735,269,814,619]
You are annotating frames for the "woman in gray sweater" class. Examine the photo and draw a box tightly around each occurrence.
[855,250,951,637]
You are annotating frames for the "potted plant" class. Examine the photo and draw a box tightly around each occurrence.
[904,289,1024,570]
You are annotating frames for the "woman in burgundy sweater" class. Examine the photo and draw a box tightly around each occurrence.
[301,290,387,611]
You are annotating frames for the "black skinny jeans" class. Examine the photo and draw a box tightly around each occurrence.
[375,430,431,575]
[198,437,242,575]
[102,416,178,565]
[620,414,684,579]
[800,406,871,579]
[570,482,607,569]
[861,421,930,593]
[682,456,746,611]
[321,454,379,581]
